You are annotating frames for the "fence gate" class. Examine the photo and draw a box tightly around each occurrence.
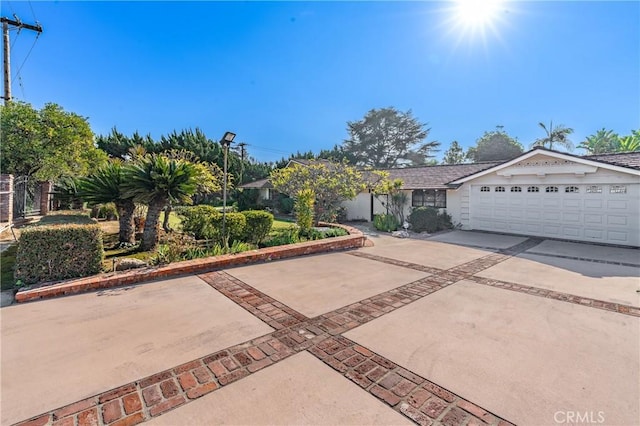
[13,176,42,218]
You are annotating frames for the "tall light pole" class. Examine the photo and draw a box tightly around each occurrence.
[220,131,236,248]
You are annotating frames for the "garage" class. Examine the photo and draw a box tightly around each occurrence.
[469,182,639,246]
[449,149,640,247]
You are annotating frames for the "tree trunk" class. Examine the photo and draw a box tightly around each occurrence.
[162,204,172,232]
[116,200,136,244]
[140,199,166,252]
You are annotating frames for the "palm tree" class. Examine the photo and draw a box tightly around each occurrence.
[121,154,199,251]
[617,130,640,152]
[79,162,136,244]
[577,128,619,154]
[532,121,574,151]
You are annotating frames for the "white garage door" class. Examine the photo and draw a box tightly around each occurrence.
[469,183,640,247]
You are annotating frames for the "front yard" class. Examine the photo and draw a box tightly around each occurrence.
[0,210,348,292]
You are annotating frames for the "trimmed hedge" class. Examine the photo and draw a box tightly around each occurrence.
[15,224,104,284]
[241,210,274,244]
[178,205,246,244]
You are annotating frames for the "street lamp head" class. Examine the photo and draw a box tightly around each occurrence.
[221,131,236,146]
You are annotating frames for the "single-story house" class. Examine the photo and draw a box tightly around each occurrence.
[241,148,640,247]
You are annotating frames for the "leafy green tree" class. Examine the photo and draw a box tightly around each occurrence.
[616,130,640,152]
[270,160,365,224]
[96,128,155,160]
[442,141,466,164]
[343,107,439,168]
[121,155,201,251]
[466,128,524,162]
[532,121,574,151]
[79,162,136,244]
[0,101,107,180]
[578,128,620,154]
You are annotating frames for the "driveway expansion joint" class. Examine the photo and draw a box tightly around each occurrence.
[16,236,629,426]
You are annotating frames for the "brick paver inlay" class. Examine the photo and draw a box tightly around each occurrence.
[15,236,634,426]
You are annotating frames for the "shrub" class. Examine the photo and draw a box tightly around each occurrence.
[295,189,314,232]
[179,205,218,240]
[178,205,246,244]
[222,212,247,243]
[262,228,300,247]
[302,227,349,240]
[408,207,453,233]
[15,224,104,284]
[89,203,118,220]
[373,214,399,232]
[241,210,274,244]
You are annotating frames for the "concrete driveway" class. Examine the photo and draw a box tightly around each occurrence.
[2,230,638,426]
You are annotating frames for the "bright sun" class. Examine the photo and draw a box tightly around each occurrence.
[454,0,503,29]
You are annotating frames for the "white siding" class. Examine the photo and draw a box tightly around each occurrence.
[445,189,463,227]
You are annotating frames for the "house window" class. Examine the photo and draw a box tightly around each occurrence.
[412,189,446,208]
[545,186,558,193]
[586,186,602,193]
[495,186,505,192]
[527,186,539,193]
[610,185,627,194]
[511,186,522,192]
[480,186,490,192]
[565,186,580,193]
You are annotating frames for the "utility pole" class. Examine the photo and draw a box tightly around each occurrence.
[1,16,43,104]
[237,142,247,184]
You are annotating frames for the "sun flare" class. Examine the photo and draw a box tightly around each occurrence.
[454,0,503,29]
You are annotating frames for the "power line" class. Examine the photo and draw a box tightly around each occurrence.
[245,144,291,155]
[12,33,39,81]
[28,1,38,23]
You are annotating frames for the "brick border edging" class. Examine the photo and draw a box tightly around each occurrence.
[15,223,365,303]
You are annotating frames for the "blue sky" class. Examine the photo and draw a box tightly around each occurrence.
[3,1,639,162]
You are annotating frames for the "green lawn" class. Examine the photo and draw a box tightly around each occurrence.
[271,219,297,230]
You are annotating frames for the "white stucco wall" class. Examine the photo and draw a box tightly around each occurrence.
[341,192,372,221]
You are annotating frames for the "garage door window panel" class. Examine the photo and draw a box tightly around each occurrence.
[511,186,522,192]
[565,186,580,193]
[527,186,540,193]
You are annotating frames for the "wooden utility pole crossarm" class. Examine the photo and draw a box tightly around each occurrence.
[1,15,43,104]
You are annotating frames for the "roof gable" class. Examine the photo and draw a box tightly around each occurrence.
[449,148,640,184]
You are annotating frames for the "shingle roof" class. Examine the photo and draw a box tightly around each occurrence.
[239,149,640,191]
[582,151,640,170]
[239,178,273,189]
[379,162,501,189]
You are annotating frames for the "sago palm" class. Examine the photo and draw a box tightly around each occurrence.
[532,121,574,151]
[79,162,136,244]
[121,154,199,251]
